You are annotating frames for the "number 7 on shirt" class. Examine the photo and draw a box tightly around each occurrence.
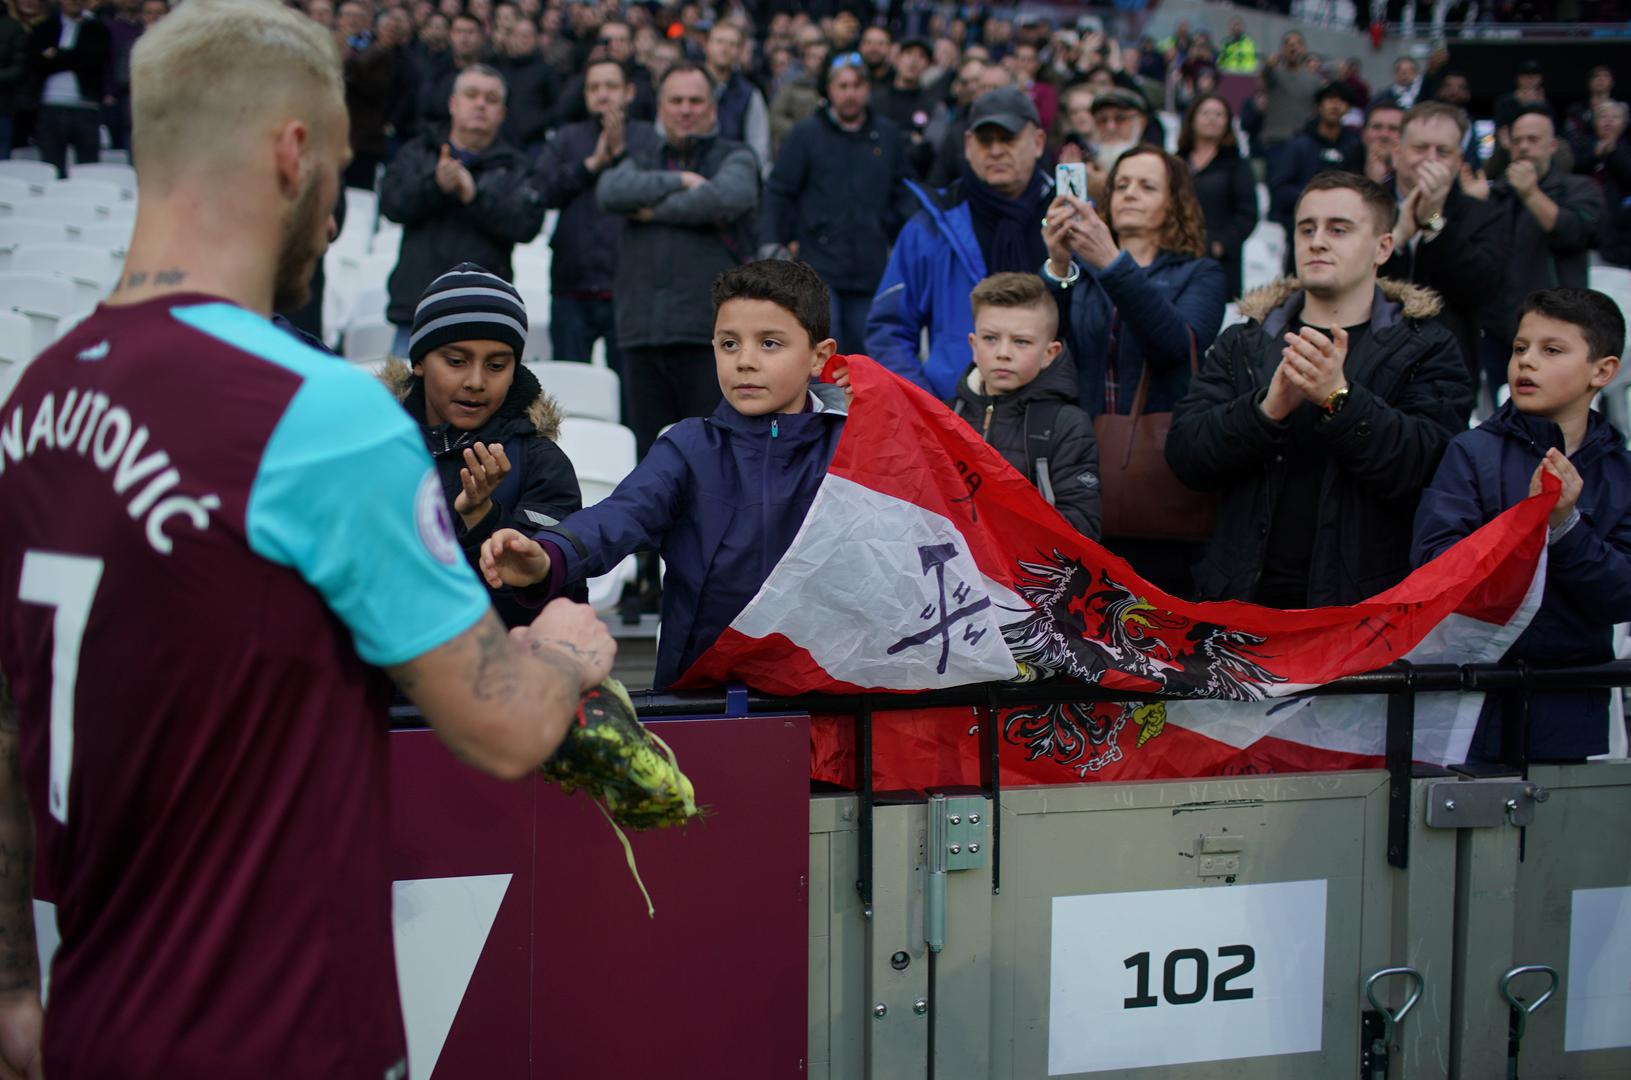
[18,550,104,825]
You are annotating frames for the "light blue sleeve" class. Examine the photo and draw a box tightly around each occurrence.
[173,303,492,666]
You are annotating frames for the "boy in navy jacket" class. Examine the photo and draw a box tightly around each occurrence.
[479,260,846,688]
[1413,288,1631,761]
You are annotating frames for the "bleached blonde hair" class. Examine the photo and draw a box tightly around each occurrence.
[131,0,345,188]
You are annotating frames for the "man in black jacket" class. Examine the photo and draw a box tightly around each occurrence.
[494,16,558,158]
[1381,101,1504,384]
[27,0,110,176]
[1268,82,1363,235]
[537,56,651,378]
[761,55,916,353]
[1464,106,1603,396]
[1167,171,1472,608]
[380,64,545,354]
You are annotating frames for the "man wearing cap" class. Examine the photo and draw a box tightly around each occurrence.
[1086,86,1159,202]
[1269,81,1363,234]
[873,36,936,170]
[381,63,546,357]
[762,50,917,352]
[865,85,1054,398]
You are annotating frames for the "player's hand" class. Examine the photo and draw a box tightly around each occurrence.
[1506,159,1539,198]
[0,990,44,1080]
[453,442,512,528]
[512,598,615,691]
[1281,325,1349,406]
[1529,448,1583,529]
[480,528,552,589]
[436,143,463,194]
[1458,163,1490,200]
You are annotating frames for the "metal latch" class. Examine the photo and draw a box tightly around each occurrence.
[1360,966,1423,1079]
[1426,781,1549,829]
[1196,833,1243,878]
[925,794,987,953]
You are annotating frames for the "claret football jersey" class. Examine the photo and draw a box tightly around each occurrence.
[0,296,490,1077]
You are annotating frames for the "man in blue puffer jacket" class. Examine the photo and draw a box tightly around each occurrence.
[1413,288,1631,762]
[865,86,1056,399]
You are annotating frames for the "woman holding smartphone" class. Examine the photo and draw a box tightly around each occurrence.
[1041,145,1226,595]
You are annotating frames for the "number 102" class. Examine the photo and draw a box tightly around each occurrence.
[1123,945,1256,1008]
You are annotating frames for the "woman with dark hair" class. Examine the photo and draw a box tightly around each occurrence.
[1180,92,1258,298]
[1042,144,1226,594]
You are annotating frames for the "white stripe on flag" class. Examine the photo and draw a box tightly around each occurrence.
[730,476,1022,689]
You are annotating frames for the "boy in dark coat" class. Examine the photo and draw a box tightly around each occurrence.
[1413,288,1631,761]
[387,264,583,625]
[477,261,848,689]
[949,272,1101,539]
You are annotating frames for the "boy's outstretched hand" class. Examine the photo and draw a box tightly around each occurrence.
[480,528,552,589]
[454,442,512,529]
[1529,448,1583,530]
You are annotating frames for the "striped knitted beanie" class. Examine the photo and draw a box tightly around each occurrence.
[409,262,528,363]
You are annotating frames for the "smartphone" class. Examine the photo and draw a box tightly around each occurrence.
[1055,162,1087,202]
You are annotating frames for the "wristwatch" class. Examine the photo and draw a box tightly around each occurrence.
[1418,211,1445,237]
[1320,385,1350,419]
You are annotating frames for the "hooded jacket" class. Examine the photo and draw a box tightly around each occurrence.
[379,130,546,326]
[383,358,584,624]
[1413,403,1631,760]
[950,354,1102,539]
[530,385,848,689]
[1166,277,1473,605]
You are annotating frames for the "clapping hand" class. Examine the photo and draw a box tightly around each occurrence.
[1506,160,1540,198]
[435,143,463,193]
[453,442,512,529]
[1280,326,1349,407]
[1458,163,1490,200]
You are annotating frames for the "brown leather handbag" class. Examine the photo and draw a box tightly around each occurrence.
[1092,327,1218,542]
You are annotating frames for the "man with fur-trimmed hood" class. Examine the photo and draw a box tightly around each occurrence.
[1166,171,1473,608]
[385,263,584,623]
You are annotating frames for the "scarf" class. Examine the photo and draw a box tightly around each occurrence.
[960,165,1051,276]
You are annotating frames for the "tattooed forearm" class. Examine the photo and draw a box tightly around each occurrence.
[0,676,38,995]
[468,613,523,703]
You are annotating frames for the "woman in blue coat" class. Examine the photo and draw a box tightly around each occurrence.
[1041,145,1227,595]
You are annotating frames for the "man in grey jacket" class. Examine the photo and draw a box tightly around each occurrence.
[596,61,760,457]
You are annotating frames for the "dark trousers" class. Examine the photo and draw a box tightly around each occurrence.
[622,343,721,459]
[0,115,11,160]
[102,94,131,152]
[552,294,627,422]
[830,289,873,355]
[36,105,100,178]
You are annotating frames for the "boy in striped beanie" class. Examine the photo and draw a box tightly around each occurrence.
[383,263,585,623]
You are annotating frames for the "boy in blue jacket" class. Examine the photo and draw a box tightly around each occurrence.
[1413,287,1631,761]
[478,260,846,688]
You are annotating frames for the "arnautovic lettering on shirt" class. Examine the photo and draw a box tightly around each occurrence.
[0,389,220,555]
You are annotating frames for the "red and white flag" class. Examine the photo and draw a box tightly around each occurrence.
[676,357,1553,785]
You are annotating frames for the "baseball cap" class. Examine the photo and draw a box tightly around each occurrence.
[968,86,1042,133]
[1089,87,1149,115]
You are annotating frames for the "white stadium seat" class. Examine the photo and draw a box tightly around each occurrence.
[76,221,135,254]
[526,360,620,423]
[370,220,402,256]
[511,250,551,294]
[357,250,398,291]
[0,160,55,192]
[11,243,122,309]
[25,199,112,232]
[0,177,33,216]
[343,320,398,364]
[344,186,378,232]
[555,416,638,613]
[68,162,137,190]
[0,272,79,355]
[522,320,551,363]
[44,178,126,208]
[0,221,71,271]
[346,284,391,329]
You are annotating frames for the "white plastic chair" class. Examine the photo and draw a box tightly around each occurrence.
[526,360,620,423]
[77,221,135,254]
[0,272,78,355]
[0,177,33,216]
[0,221,71,271]
[68,162,137,190]
[49,177,130,206]
[25,199,109,233]
[555,416,639,613]
[370,220,402,256]
[511,251,552,295]
[522,320,551,363]
[343,320,399,363]
[1589,264,1631,324]
[11,244,120,308]
[0,161,54,192]
[347,284,391,328]
[357,250,398,291]
[11,244,121,309]
[344,186,378,233]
